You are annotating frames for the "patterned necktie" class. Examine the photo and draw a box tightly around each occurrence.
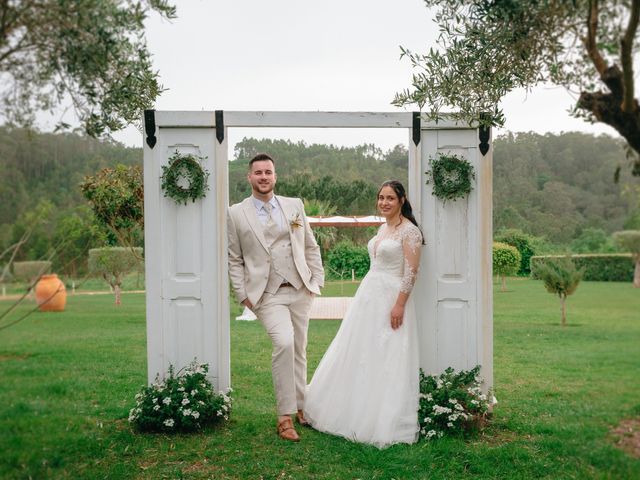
[263,202,277,245]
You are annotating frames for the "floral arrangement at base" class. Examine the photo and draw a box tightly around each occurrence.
[419,365,495,440]
[128,360,231,433]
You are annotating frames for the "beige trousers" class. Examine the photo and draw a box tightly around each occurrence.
[253,286,314,416]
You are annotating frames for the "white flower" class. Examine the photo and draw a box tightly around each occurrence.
[153,405,160,411]
[163,419,175,427]
[447,422,453,428]
[432,405,452,415]
[181,398,190,406]
[190,390,197,397]
[163,397,171,405]
[152,397,158,404]
[425,430,437,439]
[192,411,200,419]
[135,393,143,400]
[222,404,228,411]
[198,400,205,406]
[183,409,192,416]
[178,387,185,392]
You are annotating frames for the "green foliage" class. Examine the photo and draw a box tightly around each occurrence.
[492,132,639,244]
[533,256,584,325]
[326,241,370,280]
[52,206,106,276]
[495,229,538,275]
[160,152,210,205]
[12,261,51,281]
[393,0,640,174]
[492,242,521,285]
[534,257,583,298]
[128,361,232,433]
[276,174,377,216]
[426,153,475,202]
[303,198,338,257]
[613,230,640,257]
[531,254,634,282]
[571,227,617,253]
[0,1,176,137]
[418,366,491,440]
[81,165,144,247]
[88,247,142,304]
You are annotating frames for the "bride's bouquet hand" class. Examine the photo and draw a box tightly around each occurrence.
[390,304,405,330]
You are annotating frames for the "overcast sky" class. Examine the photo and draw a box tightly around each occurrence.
[109,0,616,156]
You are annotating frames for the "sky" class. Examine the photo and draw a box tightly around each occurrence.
[108,0,617,157]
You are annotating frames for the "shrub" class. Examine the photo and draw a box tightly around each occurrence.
[532,256,583,327]
[12,261,52,281]
[326,241,370,280]
[419,366,493,440]
[495,229,537,275]
[531,254,634,282]
[128,361,232,433]
[492,242,521,291]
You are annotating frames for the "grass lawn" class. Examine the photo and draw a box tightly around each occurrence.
[0,278,639,479]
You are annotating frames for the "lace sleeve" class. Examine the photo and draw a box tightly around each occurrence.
[400,224,423,294]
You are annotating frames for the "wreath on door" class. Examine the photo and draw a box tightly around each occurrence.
[161,151,210,205]
[426,153,475,202]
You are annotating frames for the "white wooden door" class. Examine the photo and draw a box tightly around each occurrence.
[409,126,493,388]
[143,112,230,391]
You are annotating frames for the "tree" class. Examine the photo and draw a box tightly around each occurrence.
[394,0,640,176]
[0,1,176,137]
[613,230,640,286]
[571,227,616,253]
[80,165,144,253]
[492,242,521,292]
[533,257,584,327]
[88,247,142,305]
[495,229,537,275]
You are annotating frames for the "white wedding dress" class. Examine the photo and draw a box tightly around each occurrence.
[305,221,423,448]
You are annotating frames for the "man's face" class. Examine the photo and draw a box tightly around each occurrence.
[247,159,276,196]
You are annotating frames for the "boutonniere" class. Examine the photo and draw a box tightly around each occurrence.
[289,212,303,229]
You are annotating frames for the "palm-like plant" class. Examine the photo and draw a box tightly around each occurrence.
[303,199,338,258]
[533,257,583,327]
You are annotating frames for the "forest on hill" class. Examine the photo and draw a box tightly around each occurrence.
[1,126,639,273]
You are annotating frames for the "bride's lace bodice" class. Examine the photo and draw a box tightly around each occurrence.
[367,221,423,294]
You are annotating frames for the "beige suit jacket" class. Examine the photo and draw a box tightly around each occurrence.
[227,195,324,306]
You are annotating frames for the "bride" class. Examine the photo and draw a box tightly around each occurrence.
[304,180,424,448]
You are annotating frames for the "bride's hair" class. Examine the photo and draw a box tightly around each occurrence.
[377,180,425,244]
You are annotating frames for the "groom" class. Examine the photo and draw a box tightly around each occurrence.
[227,153,324,442]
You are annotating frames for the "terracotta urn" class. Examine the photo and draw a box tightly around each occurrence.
[35,274,67,312]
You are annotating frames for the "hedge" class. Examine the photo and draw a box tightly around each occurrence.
[530,254,634,282]
[326,241,370,280]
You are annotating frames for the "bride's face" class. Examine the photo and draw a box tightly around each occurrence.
[377,186,403,218]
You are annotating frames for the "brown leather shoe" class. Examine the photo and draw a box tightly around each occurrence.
[296,409,310,427]
[277,418,300,442]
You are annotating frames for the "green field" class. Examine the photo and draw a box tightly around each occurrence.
[0,279,639,479]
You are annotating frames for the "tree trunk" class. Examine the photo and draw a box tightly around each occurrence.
[501,275,506,292]
[560,295,567,327]
[114,284,121,305]
[634,258,640,288]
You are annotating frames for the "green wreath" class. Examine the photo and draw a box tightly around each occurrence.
[426,153,475,202]
[161,151,210,205]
